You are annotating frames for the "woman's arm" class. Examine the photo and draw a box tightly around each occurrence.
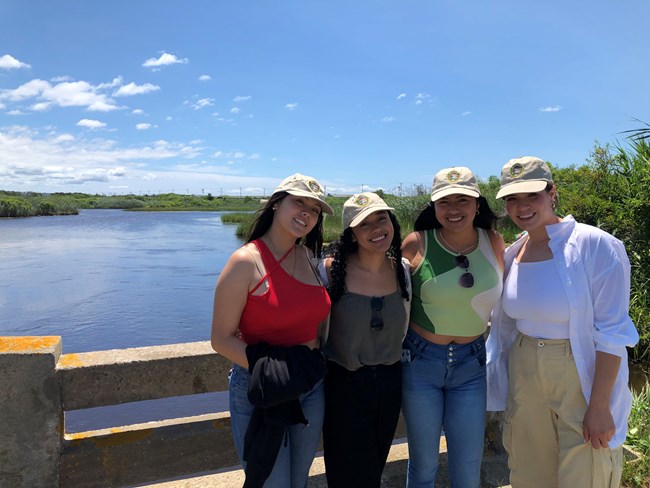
[401,231,423,270]
[488,229,506,272]
[582,351,620,448]
[210,247,257,368]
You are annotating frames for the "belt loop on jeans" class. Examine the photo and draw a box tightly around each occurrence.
[517,333,524,348]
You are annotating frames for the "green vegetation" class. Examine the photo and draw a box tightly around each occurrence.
[0,192,79,217]
[623,385,650,487]
[0,191,262,217]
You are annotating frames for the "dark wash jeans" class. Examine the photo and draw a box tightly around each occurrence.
[322,360,402,488]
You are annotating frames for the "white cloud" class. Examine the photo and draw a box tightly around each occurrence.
[397,93,406,100]
[0,78,122,111]
[539,105,562,112]
[142,52,189,68]
[233,95,252,102]
[114,82,160,97]
[213,150,223,158]
[414,92,433,106]
[0,54,31,70]
[192,98,214,110]
[136,123,152,130]
[285,103,298,111]
[132,109,145,115]
[198,75,211,81]
[165,116,172,121]
[462,111,471,116]
[30,102,51,111]
[233,151,245,159]
[7,109,24,115]
[381,116,396,123]
[53,134,75,143]
[230,107,240,114]
[0,102,4,110]
[248,153,261,160]
[143,173,157,181]
[77,119,107,129]
[50,75,72,82]
[0,126,203,190]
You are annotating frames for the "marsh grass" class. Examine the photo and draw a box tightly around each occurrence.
[623,384,650,487]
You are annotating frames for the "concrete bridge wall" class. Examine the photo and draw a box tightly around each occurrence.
[0,336,502,487]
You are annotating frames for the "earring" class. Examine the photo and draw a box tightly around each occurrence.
[476,207,480,215]
[272,205,278,210]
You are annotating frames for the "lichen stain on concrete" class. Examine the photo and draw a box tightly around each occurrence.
[67,427,154,449]
[58,353,84,368]
[0,336,60,352]
[212,419,230,430]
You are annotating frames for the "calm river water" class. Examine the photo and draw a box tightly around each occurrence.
[0,209,241,432]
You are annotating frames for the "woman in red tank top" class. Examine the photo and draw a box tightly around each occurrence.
[211,173,333,487]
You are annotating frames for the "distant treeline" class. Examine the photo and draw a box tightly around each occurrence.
[0,191,262,217]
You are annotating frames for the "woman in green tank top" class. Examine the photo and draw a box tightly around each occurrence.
[401,167,505,488]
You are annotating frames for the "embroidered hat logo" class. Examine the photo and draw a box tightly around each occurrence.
[510,163,524,178]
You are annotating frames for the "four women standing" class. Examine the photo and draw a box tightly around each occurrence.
[212,161,639,487]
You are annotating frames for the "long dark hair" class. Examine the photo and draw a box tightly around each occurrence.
[246,191,325,256]
[413,196,498,231]
[326,212,409,303]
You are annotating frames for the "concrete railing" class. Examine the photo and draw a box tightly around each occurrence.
[0,336,241,488]
[0,336,505,488]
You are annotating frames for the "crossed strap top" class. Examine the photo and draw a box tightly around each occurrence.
[238,239,331,346]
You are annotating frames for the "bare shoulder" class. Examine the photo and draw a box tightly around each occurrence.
[220,244,258,281]
[487,229,506,270]
[402,231,423,258]
[487,229,505,248]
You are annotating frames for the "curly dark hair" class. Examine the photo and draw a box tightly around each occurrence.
[246,191,325,256]
[413,196,499,231]
[326,212,409,303]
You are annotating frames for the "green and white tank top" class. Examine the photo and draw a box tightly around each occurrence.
[410,228,503,336]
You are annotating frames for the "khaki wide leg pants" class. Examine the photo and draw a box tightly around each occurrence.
[503,333,622,488]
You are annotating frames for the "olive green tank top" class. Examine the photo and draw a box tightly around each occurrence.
[410,228,502,336]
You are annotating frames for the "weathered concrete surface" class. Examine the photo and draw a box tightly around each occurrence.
[57,341,231,410]
[61,413,237,488]
[0,336,63,488]
[140,437,512,488]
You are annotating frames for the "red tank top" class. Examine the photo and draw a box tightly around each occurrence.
[238,239,331,346]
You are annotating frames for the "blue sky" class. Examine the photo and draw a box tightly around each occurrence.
[1,1,649,196]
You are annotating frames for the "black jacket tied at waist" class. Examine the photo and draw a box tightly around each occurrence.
[242,342,326,488]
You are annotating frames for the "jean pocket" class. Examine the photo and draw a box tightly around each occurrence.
[476,348,487,367]
[401,348,412,364]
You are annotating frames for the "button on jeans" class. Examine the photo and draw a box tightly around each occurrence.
[229,363,325,488]
[401,328,486,488]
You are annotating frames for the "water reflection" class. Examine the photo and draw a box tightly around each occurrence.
[1,209,240,431]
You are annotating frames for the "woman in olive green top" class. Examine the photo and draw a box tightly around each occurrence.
[319,192,411,488]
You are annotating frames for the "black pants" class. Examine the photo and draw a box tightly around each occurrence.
[323,360,402,488]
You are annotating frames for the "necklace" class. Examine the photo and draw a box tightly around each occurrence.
[437,229,478,255]
[527,237,550,247]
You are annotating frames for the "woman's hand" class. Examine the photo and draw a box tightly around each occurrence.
[583,404,615,448]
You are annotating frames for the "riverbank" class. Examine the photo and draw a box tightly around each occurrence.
[0,191,262,217]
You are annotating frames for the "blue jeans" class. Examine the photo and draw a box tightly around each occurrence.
[229,363,325,488]
[401,328,487,488]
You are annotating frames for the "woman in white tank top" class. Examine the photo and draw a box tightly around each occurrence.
[486,156,639,488]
